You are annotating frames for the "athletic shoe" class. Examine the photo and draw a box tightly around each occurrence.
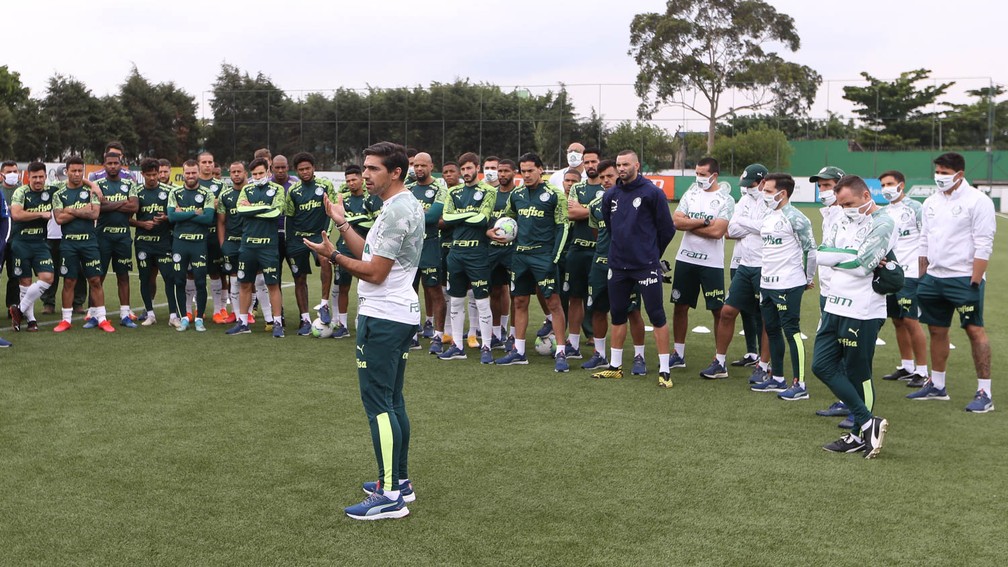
[264,321,274,332]
[318,304,332,325]
[504,335,515,353]
[247,313,256,324]
[564,342,583,359]
[554,352,569,373]
[26,320,38,332]
[816,401,850,417]
[362,479,416,503]
[332,324,349,339]
[748,366,768,384]
[592,366,623,380]
[822,433,866,454]
[141,314,157,327]
[480,346,494,364]
[168,315,181,329]
[862,416,888,459]
[535,319,552,338]
[128,310,138,321]
[212,309,227,324]
[224,312,236,324]
[344,491,409,521]
[421,320,434,339]
[906,380,950,401]
[273,324,284,338]
[490,335,505,351]
[9,305,23,331]
[137,311,148,323]
[53,321,72,333]
[410,336,422,350]
[194,318,207,332]
[186,312,194,323]
[751,377,787,392]
[731,353,759,367]
[438,345,467,361]
[669,352,686,369]
[838,416,855,429]
[428,335,443,355]
[0,336,10,347]
[581,351,608,370]
[120,316,138,328]
[226,322,251,335]
[495,349,528,365]
[658,372,673,388]
[906,374,929,388]
[465,335,479,349]
[883,367,913,381]
[82,317,99,329]
[97,320,116,333]
[177,318,189,332]
[965,390,994,413]
[699,359,728,380]
[297,319,312,336]
[631,354,647,375]
[778,381,809,401]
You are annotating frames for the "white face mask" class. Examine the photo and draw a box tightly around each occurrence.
[566,151,583,168]
[843,200,873,222]
[407,166,416,179]
[254,176,269,186]
[762,191,783,209]
[695,175,714,190]
[483,169,498,183]
[3,172,18,186]
[934,173,958,190]
[881,183,902,202]
[819,189,836,206]
[745,186,761,199]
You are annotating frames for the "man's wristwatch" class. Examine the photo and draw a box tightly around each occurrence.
[703,218,711,227]
[329,250,341,264]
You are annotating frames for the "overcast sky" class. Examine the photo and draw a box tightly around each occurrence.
[4,0,1003,131]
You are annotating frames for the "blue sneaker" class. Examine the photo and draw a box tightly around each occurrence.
[751,377,787,392]
[83,317,99,329]
[177,318,189,332]
[428,335,443,355]
[410,336,422,350]
[816,401,850,417]
[344,491,409,521]
[564,342,582,359]
[490,335,505,350]
[297,319,312,336]
[362,479,415,503]
[504,335,515,353]
[778,381,809,401]
[669,352,686,369]
[554,352,569,373]
[480,346,494,364]
[120,316,138,328]
[495,349,528,365]
[318,304,332,325]
[0,337,11,347]
[331,324,349,339]
[906,380,950,401]
[535,319,552,338]
[838,416,855,429]
[748,366,768,384]
[699,359,728,380]
[438,345,467,360]
[965,390,994,413]
[273,323,284,338]
[631,354,647,376]
[581,351,608,370]
[226,322,251,335]
[421,320,434,339]
[194,318,206,332]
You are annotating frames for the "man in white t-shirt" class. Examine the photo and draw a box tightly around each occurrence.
[306,142,425,521]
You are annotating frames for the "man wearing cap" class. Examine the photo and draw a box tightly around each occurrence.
[699,163,772,381]
[908,152,996,413]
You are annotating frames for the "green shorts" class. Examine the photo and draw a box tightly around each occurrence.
[286,235,323,277]
[488,244,513,287]
[238,246,280,285]
[812,312,884,382]
[446,250,491,299]
[172,239,208,279]
[60,236,102,280]
[416,238,441,288]
[511,251,558,298]
[725,265,761,315]
[917,274,984,328]
[564,247,594,299]
[671,261,725,310]
[98,231,133,275]
[886,277,919,320]
[136,248,171,271]
[587,257,640,314]
[11,240,54,277]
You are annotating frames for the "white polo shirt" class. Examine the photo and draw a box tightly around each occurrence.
[919,182,995,279]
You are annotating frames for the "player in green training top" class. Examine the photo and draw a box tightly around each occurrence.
[217,161,249,327]
[487,159,517,350]
[131,158,176,327]
[332,165,382,338]
[7,162,55,332]
[94,152,140,328]
[284,152,339,336]
[168,160,217,332]
[407,152,447,350]
[491,152,570,372]
[196,151,230,323]
[563,147,604,361]
[437,152,497,363]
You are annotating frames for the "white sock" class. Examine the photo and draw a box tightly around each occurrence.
[95,306,107,323]
[610,348,623,369]
[659,353,670,373]
[493,325,501,340]
[500,315,509,331]
[230,279,240,309]
[330,283,340,305]
[634,344,644,357]
[508,326,516,338]
[62,308,72,323]
[674,343,685,358]
[300,312,309,323]
[476,297,492,349]
[120,305,130,319]
[449,297,465,347]
[515,338,526,355]
[773,375,785,383]
[210,278,224,311]
[20,280,51,312]
[384,489,401,500]
[434,330,442,339]
[901,359,914,372]
[593,337,606,354]
[319,298,328,307]
[555,343,564,357]
[931,370,946,389]
[979,379,991,397]
[914,364,928,377]
[87,307,95,319]
[759,361,769,371]
[25,300,35,321]
[546,314,552,322]
[798,380,806,389]
[425,316,433,325]
[715,353,726,365]
[239,313,249,325]
[569,333,580,347]
[467,292,478,337]
[339,312,348,327]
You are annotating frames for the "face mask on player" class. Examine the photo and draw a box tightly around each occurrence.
[843,199,873,222]
[934,173,958,190]
[695,175,714,190]
[483,169,498,183]
[255,176,269,186]
[762,190,783,209]
[3,172,18,186]
[745,186,761,199]
[407,166,416,179]
[819,189,836,206]
[566,151,583,167]
[881,183,902,202]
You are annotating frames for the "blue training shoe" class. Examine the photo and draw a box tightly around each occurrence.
[297,319,312,336]
[82,317,99,329]
[581,351,608,370]
[490,335,505,351]
[495,349,528,366]
[555,352,569,373]
[226,322,251,335]
[120,316,138,328]
[428,335,443,355]
[318,304,332,325]
[421,320,434,339]
[273,323,284,338]
[362,479,416,503]
[778,381,809,401]
[480,346,494,365]
[906,380,950,401]
[838,416,855,429]
[535,319,553,338]
[748,366,768,384]
[816,401,850,417]
[631,354,647,376]
[331,324,349,339]
[669,352,686,369]
[564,342,582,359]
[438,345,467,360]
[0,336,11,348]
[751,376,787,393]
[699,359,728,380]
[965,390,994,413]
[344,491,409,521]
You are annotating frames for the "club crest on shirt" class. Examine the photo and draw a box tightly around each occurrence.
[539,192,550,203]
[474,191,484,201]
[79,191,89,200]
[159,191,168,200]
[195,194,204,203]
[952,205,963,216]
[172,253,182,262]
[425,189,435,199]
[596,190,604,200]
[632,197,642,208]
[121,186,129,193]
[138,251,147,260]
[41,192,50,201]
[237,270,245,279]
[266,189,276,197]
[315,187,324,196]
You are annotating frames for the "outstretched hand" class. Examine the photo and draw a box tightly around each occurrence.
[324,193,347,225]
[305,230,336,259]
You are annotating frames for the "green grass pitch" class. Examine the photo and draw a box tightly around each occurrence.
[1,209,1006,565]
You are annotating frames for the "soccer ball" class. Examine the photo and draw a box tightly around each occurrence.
[311,318,333,338]
[534,334,556,356]
[493,217,518,243]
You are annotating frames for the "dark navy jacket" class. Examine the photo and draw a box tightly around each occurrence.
[601,174,676,270]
